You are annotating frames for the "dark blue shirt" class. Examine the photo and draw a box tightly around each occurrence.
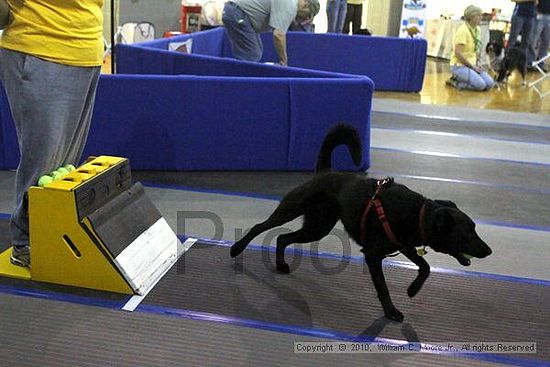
[538,0,550,15]
[514,2,537,17]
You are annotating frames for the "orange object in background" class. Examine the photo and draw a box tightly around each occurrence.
[163,31,183,38]
[181,4,202,33]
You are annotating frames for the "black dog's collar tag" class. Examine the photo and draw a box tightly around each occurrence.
[417,246,427,256]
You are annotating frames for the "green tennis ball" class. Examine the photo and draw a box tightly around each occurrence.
[64,164,76,172]
[57,167,70,176]
[38,175,53,187]
[50,171,63,181]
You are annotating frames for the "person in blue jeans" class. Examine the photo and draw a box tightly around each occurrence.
[448,5,494,91]
[507,0,538,67]
[222,0,320,65]
[326,0,347,33]
[532,0,549,70]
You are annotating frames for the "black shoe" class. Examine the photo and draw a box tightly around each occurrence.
[10,245,30,267]
[445,77,458,88]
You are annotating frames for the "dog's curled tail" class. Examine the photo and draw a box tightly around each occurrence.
[315,123,363,172]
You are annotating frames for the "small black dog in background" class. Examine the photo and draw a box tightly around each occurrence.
[356,28,372,36]
[486,41,528,85]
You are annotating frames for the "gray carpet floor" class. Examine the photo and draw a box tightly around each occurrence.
[0,103,548,367]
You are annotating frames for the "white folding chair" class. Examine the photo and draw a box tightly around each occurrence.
[529,54,549,98]
[103,21,155,59]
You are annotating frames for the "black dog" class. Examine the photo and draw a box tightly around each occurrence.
[230,124,492,322]
[356,28,372,36]
[486,41,528,85]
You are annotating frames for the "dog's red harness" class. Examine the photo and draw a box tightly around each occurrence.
[360,178,428,251]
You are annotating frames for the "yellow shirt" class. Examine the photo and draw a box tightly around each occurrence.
[347,0,363,5]
[450,23,479,67]
[0,0,104,66]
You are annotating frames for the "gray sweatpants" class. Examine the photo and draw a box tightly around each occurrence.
[0,48,100,247]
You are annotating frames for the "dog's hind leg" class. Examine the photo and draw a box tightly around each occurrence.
[364,255,404,322]
[400,248,430,298]
[230,200,303,258]
[275,202,339,273]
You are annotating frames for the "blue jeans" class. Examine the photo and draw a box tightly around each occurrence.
[533,13,550,62]
[222,2,262,62]
[508,14,536,64]
[451,65,494,91]
[326,0,347,33]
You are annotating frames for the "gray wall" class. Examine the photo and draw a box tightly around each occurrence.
[387,0,403,37]
[105,0,182,39]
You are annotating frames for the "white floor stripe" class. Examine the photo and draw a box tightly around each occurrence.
[371,128,550,165]
[372,98,550,128]
[121,237,197,312]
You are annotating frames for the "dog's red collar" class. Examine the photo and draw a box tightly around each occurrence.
[360,179,429,250]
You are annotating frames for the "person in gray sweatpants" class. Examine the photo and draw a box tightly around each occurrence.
[0,1,104,267]
[0,50,100,266]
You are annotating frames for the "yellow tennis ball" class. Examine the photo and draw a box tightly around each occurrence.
[38,175,53,187]
[57,167,70,176]
[50,171,62,181]
[64,164,76,172]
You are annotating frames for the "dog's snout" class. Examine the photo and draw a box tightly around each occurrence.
[476,241,492,258]
[469,235,492,258]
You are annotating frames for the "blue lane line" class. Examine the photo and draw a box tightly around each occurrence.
[135,304,548,367]
[372,147,550,168]
[474,220,550,233]
[367,170,550,196]
[371,110,550,131]
[0,282,545,367]
[143,180,550,233]
[5,179,550,233]
[3,175,550,236]
[187,236,550,287]
[140,181,282,202]
[373,125,550,146]
[0,283,128,309]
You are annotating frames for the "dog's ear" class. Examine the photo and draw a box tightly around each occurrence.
[434,209,455,235]
[435,200,458,209]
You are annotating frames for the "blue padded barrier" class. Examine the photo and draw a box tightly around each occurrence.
[117,43,350,79]
[0,27,378,171]
[137,27,231,57]
[128,27,426,92]
[261,32,427,93]
[1,74,372,171]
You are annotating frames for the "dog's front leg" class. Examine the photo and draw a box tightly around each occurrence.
[401,248,430,298]
[365,255,404,322]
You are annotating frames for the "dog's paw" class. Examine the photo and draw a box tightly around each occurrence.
[407,284,421,298]
[407,278,427,298]
[385,308,404,322]
[276,262,290,274]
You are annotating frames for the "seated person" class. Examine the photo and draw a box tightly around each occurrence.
[448,5,495,91]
